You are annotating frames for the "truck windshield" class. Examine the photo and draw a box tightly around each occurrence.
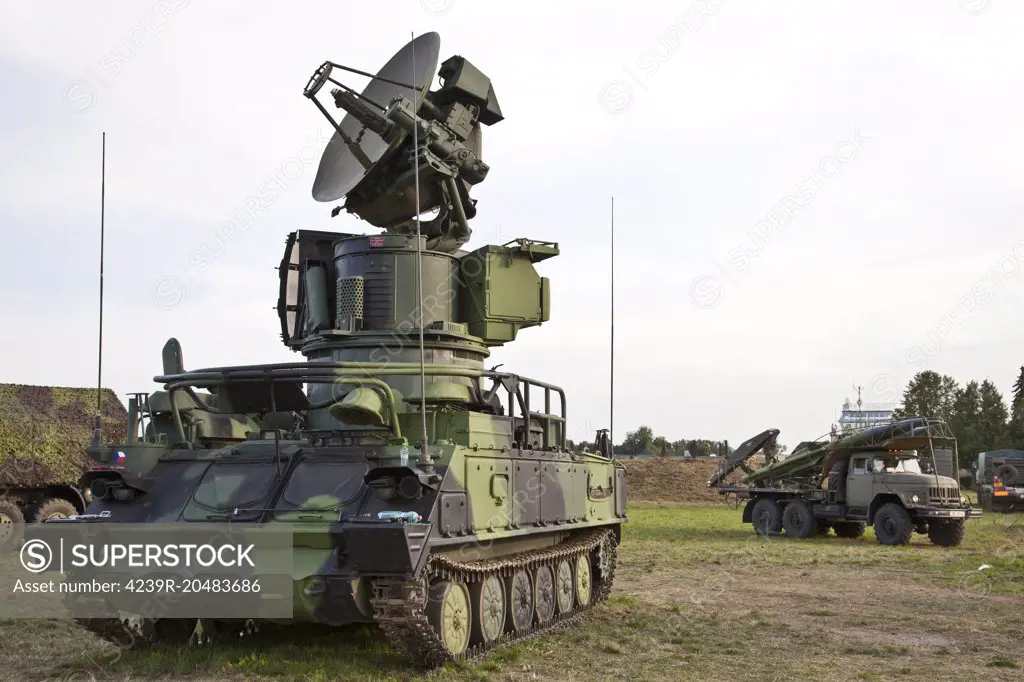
[868,457,921,474]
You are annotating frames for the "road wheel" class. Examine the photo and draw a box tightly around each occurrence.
[0,500,24,552]
[833,521,866,539]
[751,498,783,536]
[574,553,592,606]
[927,519,966,547]
[33,498,78,522]
[505,568,533,633]
[426,579,472,656]
[469,574,505,646]
[533,564,556,624]
[782,501,818,539]
[554,559,574,614]
[873,503,913,545]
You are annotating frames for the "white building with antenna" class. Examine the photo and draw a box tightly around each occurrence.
[833,384,897,436]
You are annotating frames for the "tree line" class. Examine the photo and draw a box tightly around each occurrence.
[568,424,750,458]
[566,366,1024,459]
[893,368,1024,455]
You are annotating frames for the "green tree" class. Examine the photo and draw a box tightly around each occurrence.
[621,425,654,456]
[893,371,959,422]
[1008,366,1024,449]
[652,435,670,456]
[976,380,1009,452]
[950,380,981,456]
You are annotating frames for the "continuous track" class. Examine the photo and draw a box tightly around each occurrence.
[370,527,618,668]
[67,527,620,669]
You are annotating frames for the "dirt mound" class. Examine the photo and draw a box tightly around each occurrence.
[619,457,726,503]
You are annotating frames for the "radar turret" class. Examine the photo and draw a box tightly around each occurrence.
[303,32,501,253]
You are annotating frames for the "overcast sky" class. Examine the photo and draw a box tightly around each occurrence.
[2,0,1023,449]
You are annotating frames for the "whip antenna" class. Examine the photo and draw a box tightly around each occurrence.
[91,132,106,447]
[411,31,431,467]
[610,196,615,456]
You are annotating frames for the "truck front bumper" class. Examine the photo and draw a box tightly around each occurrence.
[916,508,982,519]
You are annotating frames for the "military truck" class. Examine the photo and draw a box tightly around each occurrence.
[708,418,981,546]
[0,383,127,550]
[969,449,1024,512]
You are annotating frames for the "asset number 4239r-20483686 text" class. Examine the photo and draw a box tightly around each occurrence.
[123,578,262,593]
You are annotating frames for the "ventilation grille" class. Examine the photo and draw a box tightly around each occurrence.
[336,276,365,325]
[426,321,468,335]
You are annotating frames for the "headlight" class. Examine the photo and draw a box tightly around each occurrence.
[303,576,326,597]
[910,494,920,504]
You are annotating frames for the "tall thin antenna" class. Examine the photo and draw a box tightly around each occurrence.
[411,32,431,467]
[854,382,863,427]
[91,132,106,447]
[610,196,615,454]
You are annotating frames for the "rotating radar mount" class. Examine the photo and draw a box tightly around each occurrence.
[304,32,503,254]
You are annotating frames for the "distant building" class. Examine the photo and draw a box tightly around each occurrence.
[836,397,895,434]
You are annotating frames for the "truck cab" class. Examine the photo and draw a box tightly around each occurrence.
[839,449,972,544]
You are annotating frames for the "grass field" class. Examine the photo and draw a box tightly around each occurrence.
[2,503,1022,682]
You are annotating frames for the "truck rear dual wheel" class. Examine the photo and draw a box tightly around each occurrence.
[0,500,25,552]
[782,501,818,539]
[927,519,966,547]
[873,503,913,545]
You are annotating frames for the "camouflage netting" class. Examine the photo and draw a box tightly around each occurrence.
[0,384,128,488]
[619,458,733,504]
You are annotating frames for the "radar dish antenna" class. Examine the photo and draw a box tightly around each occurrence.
[308,33,440,203]
[303,32,503,253]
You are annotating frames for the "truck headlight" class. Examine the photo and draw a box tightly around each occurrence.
[910,494,920,504]
[303,576,326,597]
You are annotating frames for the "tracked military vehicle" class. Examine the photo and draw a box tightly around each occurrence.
[64,32,625,666]
[709,418,980,546]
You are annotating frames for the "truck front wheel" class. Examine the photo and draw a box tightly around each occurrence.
[0,500,25,552]
[751,498,782,536]
[873,503,913,545]
[927,519,966,547]
[782,500,818,538]
[32,498,77,522]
